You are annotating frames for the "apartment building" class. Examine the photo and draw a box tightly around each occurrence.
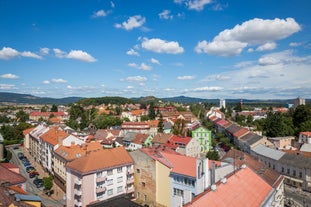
[66,147,134,207]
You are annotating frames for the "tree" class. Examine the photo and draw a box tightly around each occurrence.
[50,104,58,112]
[93,114,122,129]
[246,114,254,126]
[148,102,156,120]
[16,110,29,122]
[293,105,311,130]
[206,150,220,161]
[172,118,186,136]
[41,105,48,112]
[158,113,164,133]
[234,102,243,112]
[264,111,294,137]
[43,176,53,195]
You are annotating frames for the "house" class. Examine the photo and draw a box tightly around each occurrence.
[151,133,174,146]
[0,185,37,207]
[66,147,135,207]
[237,132,265,153]
[121,122,150,136]
[127,133,150,151]
[54,142,103,191]
[191,126,212,153]
[28,124,50,163]
[299,132,311,144]
[205,108,225,120]
[165,135,201,158]
[0,163,27,191]
[267,136,295,150]
[130,146,210,207]
[23,127,35,153]
[184,166,276,207]
[147,120,159,136]
[29,111,68,122]
[215,119,231,133]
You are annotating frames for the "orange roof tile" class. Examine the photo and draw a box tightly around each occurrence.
[131,109,145,116]
[23,127,35,136]
[40,127,68,146]
[0,164,26,185]
[233,128,249,138]
[8,186,28,195]
[152,133,173,144]
[300,131,311,137]
[66,147,134,174]
[147,120,159,127]
[185,167,273,207]
[131,133,149,144]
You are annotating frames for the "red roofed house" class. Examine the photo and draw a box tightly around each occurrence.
[299,132,311,144]
[66,147,134,207]
[0,163,26,191]
[166,135,201,158]
[130,146,210,207]
[29,111,69,122]
[121,122,150,136]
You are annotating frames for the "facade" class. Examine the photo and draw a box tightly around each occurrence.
[268,136,295,149]
[29,111,69,122]
[166,135,201,158]
[28,124,49,163]
[299,132,311,144]
[219,98,226,109]
[191,126,212,152]
[293,97,306,108]
[121,122,150,136]
[66,147,134,207]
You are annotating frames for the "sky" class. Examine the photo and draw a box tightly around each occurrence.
[1,0,311,99]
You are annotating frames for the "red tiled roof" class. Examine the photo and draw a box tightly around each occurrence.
[30,111,66,116]
[0,163,26,185]
[233,128,249,138]
[131,133,149,144]
[300,132,311,137]
[152,133,173,144]
[147,120,159,127]
[66,147,134,174]
[167,135,192,146]
[8,186,28,195]
[185,167,272,207]
[40,127,68,146]
[23,127,35,136]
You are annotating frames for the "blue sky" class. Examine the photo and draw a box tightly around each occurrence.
[1,0,311,99]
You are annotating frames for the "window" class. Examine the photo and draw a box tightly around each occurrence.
[117,186,123,193]
[136,169,140,173]
[117,167,123,173]
[137,192,140,199]
[96,192,104,199]
[142,182,146,187]
[293,170,296,177]
[107,179,113,186]
[144,194,147,202]
[97,171,103,178]
[173,188,184,197]
[108,189,113,196]
[117,176,123,183]
[287,169,290,175]
[107,169,113,175]
[281,167,284,173]
[299,172,302,178]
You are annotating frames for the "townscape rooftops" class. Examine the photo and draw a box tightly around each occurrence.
[240,132,263,145]
[233,127,249,138]
[66,147,134,174]
[0,163,26,185]
[184,167,272,207]
[278,151,311,168]
[300,131,311,137]
[40,126,68,146]
[252,144,285,160]
[152,133,173,144]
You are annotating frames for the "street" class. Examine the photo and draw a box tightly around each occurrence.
[285,185,311,207]
[8,146,66,207]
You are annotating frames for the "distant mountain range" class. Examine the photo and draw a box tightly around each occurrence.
[0,92,306,105]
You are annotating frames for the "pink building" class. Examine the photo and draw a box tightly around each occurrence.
[66,147,134,207]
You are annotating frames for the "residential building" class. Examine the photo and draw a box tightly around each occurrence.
[28,124,49,163]
[121,122,150,136]
[191,126,212,153]
[215,119,231,133]
[205,107,225,120]
[293,97,306,108]
[22,127,35,154]
[66,147,134,207]
[219,98,226,109]
[127,133,149,151]
[0,163,27,191]
[151,133,173,146]
[268,136,295,149]
[165,135,201,158]
[29,111,69,122]
[299,132,311,144]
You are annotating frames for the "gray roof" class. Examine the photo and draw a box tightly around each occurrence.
[279,152,311,169]
[240,133,263,145]
[300,143,311,152]
[15,194,42,202]
[252,144,285,160]
[122,132,137,142]
[226,124,242,134]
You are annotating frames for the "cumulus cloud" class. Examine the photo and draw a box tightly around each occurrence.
[193,86,223,91]
[0,47,42,60]
[195,18,301,56]
[177,75,195,80]
[174,0,212,11]
[0,73,19,79]
[150,58,161,65]
[67,50,97,62]
[53,48,67,58]
[51,78,67,83]
[289,42,302,47]
[256,42,277,51]
[43,80,50,84]
[258,50,311,66]
[159,10,173,19]
[115,15,146,30]
[128,62,152,70]
[40,48,50,55]
[110,1,115,8]
[92,10,108,18]
[126,48,139,56]
[0,84,16,90]
[141,38,184,54]
[121,76,147,82]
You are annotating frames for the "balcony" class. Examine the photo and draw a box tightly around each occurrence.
[126,177,134,184]
[74,200,82,207]
[127,168,134,175]
[74,189,82,196]
[96,176,106,182]
[96,186,106,193]
[74,178,82,185]
[126,186,135,193]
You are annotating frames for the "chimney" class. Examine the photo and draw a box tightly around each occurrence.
[71,141,75,148]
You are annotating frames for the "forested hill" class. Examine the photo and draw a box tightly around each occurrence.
[0,92,83,105]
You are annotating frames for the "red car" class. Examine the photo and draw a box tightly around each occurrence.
[29,171,39,178]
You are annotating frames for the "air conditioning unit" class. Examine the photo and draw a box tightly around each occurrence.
[221,178,227,184]
[211,184,217,191]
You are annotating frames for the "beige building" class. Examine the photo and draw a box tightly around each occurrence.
[268,136,295,149]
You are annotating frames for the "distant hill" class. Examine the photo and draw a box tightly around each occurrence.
[0,92,83,105]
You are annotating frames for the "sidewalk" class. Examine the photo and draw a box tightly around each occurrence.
[23,147,66,205]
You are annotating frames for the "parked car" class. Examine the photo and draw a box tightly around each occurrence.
[33,178,43,185]
[18,153,24,159]
[29,171,39,178]
[13,145,19,150]
[26,166,35,173]
[23,162,31,167]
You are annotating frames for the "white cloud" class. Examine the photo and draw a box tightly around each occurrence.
[256,42,277,51]
[177,75,195,80]
[150,58,161,65]
[121,76,147,82]
[0,47,42,60]
[141,38,184,54]
[92,10,107,18]
[258,56,281,66]
[0,73,19,79]
[195,18,301,56]
[126,48,139,56]
[193,86,223,91]
[40,47,50,55]
[67,50,97,62]
[51,78,67,83]
[289,42,302,47]
[127,86,134,89]
[258,50,311,66]
[53,48,67,58]
[110,1,115,8]
[43,80,50,84]
[159,10,173,20]
[128,62,152,70]
[174,0,212,11]
[115,15,146,30]
[0,84,16,90]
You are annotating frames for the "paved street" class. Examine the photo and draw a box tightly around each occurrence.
[285,185,311,207]
[9,146,66,207]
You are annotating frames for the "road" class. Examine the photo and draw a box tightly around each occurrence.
[9,146,66,207]
[285,185,311,207]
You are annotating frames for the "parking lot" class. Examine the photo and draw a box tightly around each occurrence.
[9,146,66,207]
